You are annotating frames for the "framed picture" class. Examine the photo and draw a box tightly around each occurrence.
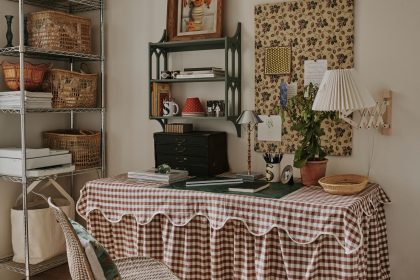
[167,0,223,41]
[206,100,225,117]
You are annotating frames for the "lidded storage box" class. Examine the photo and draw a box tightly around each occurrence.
[43,130,101,170]
[27,11,92,54]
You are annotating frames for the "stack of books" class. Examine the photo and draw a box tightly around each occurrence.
[128,168,189,183]
[164,123,193,133]
[0,148,75,177]
[176,67,225,79]
[0,91,53,110]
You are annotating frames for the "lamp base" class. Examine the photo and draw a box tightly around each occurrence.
[236,171,264,181]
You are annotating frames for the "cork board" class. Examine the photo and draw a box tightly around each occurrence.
[254,0,354,156]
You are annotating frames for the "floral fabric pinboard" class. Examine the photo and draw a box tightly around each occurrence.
[254,0,354,156]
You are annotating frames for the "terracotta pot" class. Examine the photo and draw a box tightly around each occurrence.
[300,159,328,186]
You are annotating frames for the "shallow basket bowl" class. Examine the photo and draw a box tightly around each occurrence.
[318,174,369,195]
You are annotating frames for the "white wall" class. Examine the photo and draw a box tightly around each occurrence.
[106,0,420,279]
[0,0,418,279]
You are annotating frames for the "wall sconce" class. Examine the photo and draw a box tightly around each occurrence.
[312,69,392,135]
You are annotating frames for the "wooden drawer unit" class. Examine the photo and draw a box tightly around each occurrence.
[154,132,229,176]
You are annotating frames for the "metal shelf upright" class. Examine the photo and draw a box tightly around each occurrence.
[0,0,105,279]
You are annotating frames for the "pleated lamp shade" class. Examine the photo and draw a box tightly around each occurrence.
[312,69,376,111]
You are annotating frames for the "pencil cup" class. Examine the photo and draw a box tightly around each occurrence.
[266,163,281,182]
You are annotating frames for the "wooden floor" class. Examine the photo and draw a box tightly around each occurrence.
[31,264,71,280]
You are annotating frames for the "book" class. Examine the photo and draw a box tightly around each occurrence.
[176,73,224,79]
[0,91,53,98]
[186,177,243,187]
[183,67,224,72]
[128,169,189,183]
[26,164,76,177]
[0,148,51,158]
[0,148,69,159]
[151,83,171,117]
[228,182,270,193]
[164,123,193,133]
[0,153,72,176]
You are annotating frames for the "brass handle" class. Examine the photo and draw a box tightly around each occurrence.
[175,146,187,153]
[176,157,188,163]
[175,138,187,145]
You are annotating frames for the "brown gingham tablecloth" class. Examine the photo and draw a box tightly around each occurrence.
[77,176,391,280]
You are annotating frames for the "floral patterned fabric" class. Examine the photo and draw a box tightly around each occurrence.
[254,0,354,156]
[71,220,122,280]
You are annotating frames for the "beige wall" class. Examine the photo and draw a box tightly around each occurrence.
[0,0,418,279]
[106,0,420,279]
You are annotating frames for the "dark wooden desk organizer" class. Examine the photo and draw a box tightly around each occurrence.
[154,131,229,176]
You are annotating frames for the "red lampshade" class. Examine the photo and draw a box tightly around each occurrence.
[182,97,205,116]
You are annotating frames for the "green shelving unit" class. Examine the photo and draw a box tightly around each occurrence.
[148,23,242,137]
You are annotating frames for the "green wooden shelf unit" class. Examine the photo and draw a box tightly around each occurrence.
[148,23,242,137]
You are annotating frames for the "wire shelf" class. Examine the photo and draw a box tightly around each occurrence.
[0,254,67,276]
[0,46,102,61]
[0,108,105,114]
[8,0,101,12]
[0,167,102,183]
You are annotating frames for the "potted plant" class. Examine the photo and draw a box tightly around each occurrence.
[282,84,337,186]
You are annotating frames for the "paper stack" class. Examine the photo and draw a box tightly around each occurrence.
[0,148,75,177]
[128,168,189,183]
[0,91,52,109]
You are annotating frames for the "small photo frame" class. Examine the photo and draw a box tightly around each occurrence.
[206,100,225,117]
[264,46,292,75]
[167,0,224,41]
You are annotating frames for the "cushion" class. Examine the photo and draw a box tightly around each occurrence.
[70,220,121,280]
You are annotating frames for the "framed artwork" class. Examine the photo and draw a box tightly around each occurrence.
[264,47,292,75]
[167,0,223,41]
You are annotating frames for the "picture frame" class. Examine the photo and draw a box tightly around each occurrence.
[166,0,223,41]
[206,100,225,117]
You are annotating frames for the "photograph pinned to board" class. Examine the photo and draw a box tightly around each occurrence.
[257,115,282,142]
[304,59,328,86]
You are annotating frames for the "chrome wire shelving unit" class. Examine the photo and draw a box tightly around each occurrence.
[0,0,105,279]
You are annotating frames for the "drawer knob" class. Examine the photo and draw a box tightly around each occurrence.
[175,146,187,153]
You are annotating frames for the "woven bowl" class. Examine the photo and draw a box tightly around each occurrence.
[319,174,369,195]
[1,61,50,91]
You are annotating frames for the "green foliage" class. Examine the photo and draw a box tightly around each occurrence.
[282,84,337,168]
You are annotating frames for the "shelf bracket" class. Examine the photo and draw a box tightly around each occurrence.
[154,119,167,130]
[229,118,242,137]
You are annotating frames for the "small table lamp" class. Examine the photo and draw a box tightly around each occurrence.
[236,110,263,181]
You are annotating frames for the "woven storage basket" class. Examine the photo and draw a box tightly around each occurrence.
[27,11,91,54]
[43,130,101,170]
[43,69,98,108]
[1,61,49,91]
[319,174,369,195]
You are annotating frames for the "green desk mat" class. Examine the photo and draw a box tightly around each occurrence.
[159,180,302,199]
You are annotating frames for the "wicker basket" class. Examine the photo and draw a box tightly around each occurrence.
[27,11,92,54]
[319,174,369,195]
[1,61,49,91]
[43,130,101,170]
[43,69,98,108]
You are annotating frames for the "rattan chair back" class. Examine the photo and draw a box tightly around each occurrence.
[48,198,95,280]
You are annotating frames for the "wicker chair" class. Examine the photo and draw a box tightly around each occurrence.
[48,198,179,280]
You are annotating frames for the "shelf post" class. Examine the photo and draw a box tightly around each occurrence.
[18,0,30,279]
[100,0,106,178]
